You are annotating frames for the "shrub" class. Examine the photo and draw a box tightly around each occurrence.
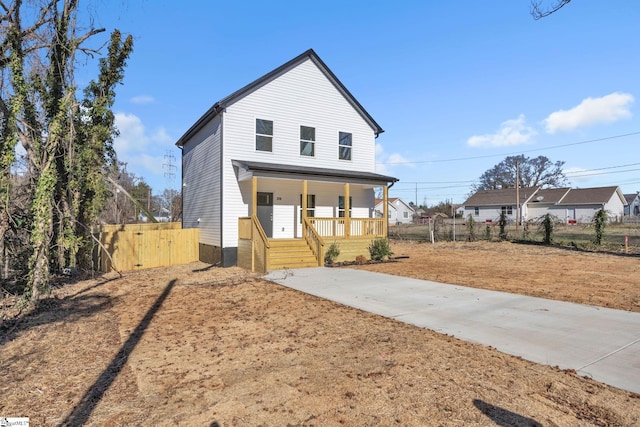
[355,255,367,265]
[593,209,608,246]
[324,242,340,264]
[467,214,476,242]
[521,220,530,240]
[484,224,492,241]
[498,211,508,241]
[540,213,554,245]
[368,238,393,261]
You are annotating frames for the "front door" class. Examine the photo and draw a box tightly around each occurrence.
[257,192,273,238]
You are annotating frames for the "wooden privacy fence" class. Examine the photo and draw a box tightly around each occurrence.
[97,222,199,272]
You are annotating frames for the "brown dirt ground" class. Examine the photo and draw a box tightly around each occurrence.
[1,242,640,426]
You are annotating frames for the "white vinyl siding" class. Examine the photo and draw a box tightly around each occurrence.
[222,58,375,171]
[219,58,378,247]
[181,115,222,247]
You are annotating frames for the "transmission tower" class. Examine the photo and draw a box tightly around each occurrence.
[163,150,177,221]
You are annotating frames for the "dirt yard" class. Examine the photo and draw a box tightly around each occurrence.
[2,242,640,426]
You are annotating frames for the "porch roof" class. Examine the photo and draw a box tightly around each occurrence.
[232,160,398,186]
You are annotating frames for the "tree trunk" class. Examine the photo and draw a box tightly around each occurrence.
[28,164,57,302]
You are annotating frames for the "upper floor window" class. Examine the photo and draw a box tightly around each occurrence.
[300,126,315,157]
[338,195,352,218]
[256,119,273,152]
[339,132,352,160]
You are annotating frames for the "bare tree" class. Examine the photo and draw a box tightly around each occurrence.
[531,0,573,20]
[471,155,567,193]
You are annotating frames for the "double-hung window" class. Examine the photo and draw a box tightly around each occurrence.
[300,126,315,157]
[256,119,273,152]
[338,132,352,160]
[299,194,316,221]
[338,196,352,218]
[501,206,513,215]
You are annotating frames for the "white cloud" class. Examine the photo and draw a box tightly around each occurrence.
[467,114,537,148]
[544,92,634,134]
[113,112,178,191]
[130,95,155,105]
[375,142,413,175]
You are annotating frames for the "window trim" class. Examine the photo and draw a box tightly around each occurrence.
[300,125,315,157]
[501,206,513,215]
[255,118,273,152]
[338,195,352,218]
[299,194,316,222]
[474,207,479,216]
[338,131,352,161]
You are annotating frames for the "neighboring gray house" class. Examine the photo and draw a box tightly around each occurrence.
[176,49,397,267]
[374,197,415,225]
[462,187,539,223]
[624,193,640,216]
[548,186,627,223]
[463,186,627,224]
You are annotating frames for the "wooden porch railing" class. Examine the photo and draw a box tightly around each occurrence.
[238,216,270,272]
[239,216,385,272]
[308,217,385,238]
[303,217,325,266]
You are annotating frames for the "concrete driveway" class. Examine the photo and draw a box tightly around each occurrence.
[265,267,640,395]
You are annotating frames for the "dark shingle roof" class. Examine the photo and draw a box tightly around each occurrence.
[232,160,397,185]
[557,186,621,205]
[176,49,384,147]
[528,188,571,205]
[463,187,538,206]
[624,193,639,204]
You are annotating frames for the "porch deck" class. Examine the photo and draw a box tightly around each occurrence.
[238,217,385,273]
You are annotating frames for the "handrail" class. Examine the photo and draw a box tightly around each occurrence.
[251,215,270,248]
[303,217,325,265]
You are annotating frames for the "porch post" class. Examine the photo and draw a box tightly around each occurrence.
[344,183,350,238]
[251,176,257,271]
[252,176,257,217]
[302,180,308,223]
[383,185,389,238]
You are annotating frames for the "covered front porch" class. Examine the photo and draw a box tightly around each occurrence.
[233,160,397,272]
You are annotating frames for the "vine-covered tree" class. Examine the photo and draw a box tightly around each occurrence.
[471,155,567,193]
[0,0,133,303]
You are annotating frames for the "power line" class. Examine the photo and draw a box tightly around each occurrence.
[376,131,640,165]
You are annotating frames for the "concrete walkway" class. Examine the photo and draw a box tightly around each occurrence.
[265,267,640,395]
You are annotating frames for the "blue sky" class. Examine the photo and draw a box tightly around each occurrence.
[85,0,640,205]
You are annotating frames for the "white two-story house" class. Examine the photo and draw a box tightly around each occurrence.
[176,49,397,271]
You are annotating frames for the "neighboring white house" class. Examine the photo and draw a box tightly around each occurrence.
[624,193,640,216]
[374,197,415,225]
[176,49,398,266]
[462,186,627,224]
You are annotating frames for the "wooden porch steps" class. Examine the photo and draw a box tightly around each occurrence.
[268,239,319,270]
